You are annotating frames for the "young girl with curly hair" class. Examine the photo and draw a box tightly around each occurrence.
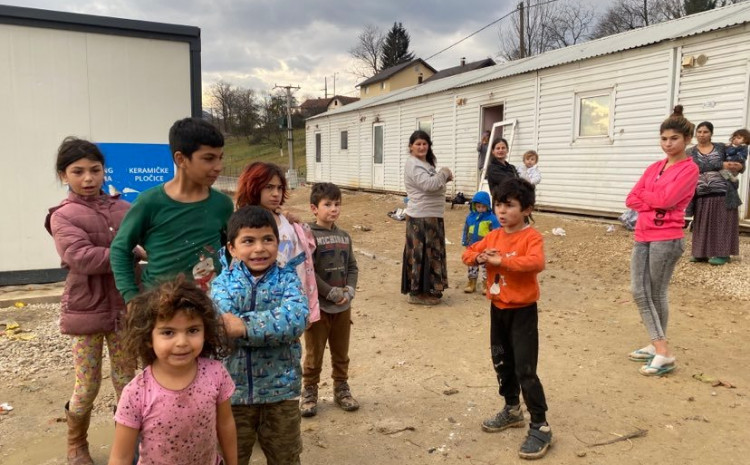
[108,279,237,465]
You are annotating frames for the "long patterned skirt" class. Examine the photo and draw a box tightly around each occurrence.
[691,194,740,258]
[401,216,449,297]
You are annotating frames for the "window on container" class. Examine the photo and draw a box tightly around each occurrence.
[380,82,386,90]
[341,130,348,150]
[417,118,432,136]
[315,133,321,162]
[575,90,613,140]
[373,125,384,164]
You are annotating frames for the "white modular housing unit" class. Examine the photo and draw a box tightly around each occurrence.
[306,3,750,223]
[0,5,201,285]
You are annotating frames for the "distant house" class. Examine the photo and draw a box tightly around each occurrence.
[356,58,436,99]
[300,95,359,118]
[423,57,496,83]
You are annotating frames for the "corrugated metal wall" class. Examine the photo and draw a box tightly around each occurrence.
[307,26,750,218]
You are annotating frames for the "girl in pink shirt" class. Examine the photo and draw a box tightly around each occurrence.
[625,105,699,377]
[109,279,237,465]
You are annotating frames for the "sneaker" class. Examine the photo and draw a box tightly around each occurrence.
[690,256,708,263]
[300,385,318,417]
[519,424,553,460]
[333,382,359,412]
[481,405,525,432]
[708,256,729,266]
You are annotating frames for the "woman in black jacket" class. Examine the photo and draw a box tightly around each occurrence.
[485,137,518,194]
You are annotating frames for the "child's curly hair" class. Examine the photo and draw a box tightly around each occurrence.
[123,277,230,367]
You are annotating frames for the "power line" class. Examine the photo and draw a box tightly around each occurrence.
[424,0,560,62]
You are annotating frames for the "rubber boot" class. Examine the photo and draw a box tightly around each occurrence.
[463,278,477,293]
[65,402,94,465]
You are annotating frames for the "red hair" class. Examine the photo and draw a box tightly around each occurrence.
[235,162,289,208]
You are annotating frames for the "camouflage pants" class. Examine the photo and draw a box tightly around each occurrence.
[233,400,302,465]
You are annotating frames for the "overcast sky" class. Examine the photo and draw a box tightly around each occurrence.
[5,0,614,104]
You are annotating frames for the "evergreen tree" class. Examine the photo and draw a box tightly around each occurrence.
[684,0,717,14]
[379,22,415,70]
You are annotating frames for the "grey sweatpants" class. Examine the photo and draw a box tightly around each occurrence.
[630,239,684,340]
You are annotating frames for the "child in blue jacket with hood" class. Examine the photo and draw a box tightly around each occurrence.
[210,206,309,465]
[462,191,501,293]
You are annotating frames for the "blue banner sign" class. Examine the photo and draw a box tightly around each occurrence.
[97,143,174,202]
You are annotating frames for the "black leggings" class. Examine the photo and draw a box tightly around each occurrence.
[490,303,548,424]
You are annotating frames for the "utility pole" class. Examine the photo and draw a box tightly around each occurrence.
[332,72,337,97]
[323,76,328,99]
[274,84,301,188]
[518,1,526,59]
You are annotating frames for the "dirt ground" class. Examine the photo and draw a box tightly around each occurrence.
[1,186,749,465]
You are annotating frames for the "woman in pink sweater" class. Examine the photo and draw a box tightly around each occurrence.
[625,106,699,377]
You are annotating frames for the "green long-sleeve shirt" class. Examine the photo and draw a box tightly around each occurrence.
[110,185,233,302]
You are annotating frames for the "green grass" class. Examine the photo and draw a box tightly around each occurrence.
[222,129,307,177]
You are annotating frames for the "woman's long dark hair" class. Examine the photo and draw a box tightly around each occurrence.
[409,130,436,167]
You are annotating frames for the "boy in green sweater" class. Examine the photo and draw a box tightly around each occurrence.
[110,117,234,302]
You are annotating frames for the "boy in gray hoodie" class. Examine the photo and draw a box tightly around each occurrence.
[300,183,360,418]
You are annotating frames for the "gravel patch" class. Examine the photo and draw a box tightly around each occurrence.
[0,302,118,415]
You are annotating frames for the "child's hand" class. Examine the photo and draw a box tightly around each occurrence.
[481,248,502,266]
[326,287,345,303]
[723,161,743,173]
[221,313,247,338]
[132,245,148,261]
[335,295,350,305]
[485,254,503,266]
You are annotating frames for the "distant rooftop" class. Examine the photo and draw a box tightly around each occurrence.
[356,58,437,88]
[423,57,496,83]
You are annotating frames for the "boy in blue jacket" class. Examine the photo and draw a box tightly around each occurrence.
[210,206,309,465]
[462,191,501,293]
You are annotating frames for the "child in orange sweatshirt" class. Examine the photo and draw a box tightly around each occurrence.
[462,178,551,460]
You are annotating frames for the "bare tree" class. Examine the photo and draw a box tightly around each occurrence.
[349,24,384,78]
[547,2,597,48]
[498,0,595,61]
[209,81,235,133]
[592,0,675,38]
[233,88,260,144]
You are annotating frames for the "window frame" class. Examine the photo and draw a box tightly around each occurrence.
[573,88,615,144]
[373,124,384,165]
[315,132,321,163]
[416,117,432,137]
[340,130,348,150]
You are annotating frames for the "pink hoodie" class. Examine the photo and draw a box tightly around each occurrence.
[626,157,699,243]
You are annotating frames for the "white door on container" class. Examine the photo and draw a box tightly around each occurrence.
[372,124,384,188]
[314,132,322,181]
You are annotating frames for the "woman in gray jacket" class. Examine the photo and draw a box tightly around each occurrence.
[400,130,453,305]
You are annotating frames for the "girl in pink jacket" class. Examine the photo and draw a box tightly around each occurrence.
[625,106,699,377]
[45,137,135,465]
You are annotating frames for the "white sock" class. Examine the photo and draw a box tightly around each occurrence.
[650,354,675,367]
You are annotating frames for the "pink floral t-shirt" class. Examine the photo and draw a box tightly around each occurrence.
[115,357,235,465]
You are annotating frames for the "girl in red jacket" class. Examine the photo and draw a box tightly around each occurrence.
[625,106,699,376]
[45,137,135,465]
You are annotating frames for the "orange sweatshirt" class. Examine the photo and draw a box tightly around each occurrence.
[461,226,545,309]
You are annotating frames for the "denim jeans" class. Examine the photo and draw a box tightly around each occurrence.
[630,239,684,340]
